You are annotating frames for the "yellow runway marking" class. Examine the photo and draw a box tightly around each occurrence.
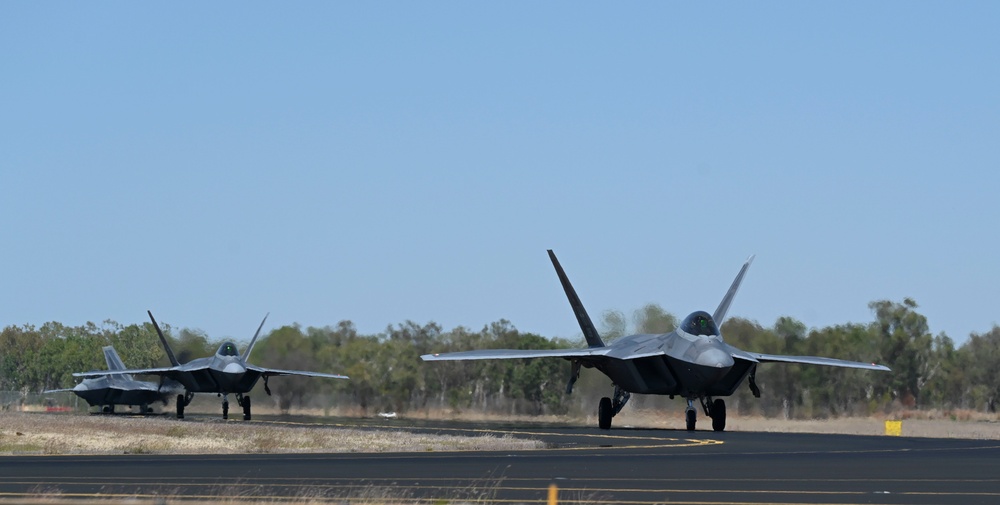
[265,418,725,450]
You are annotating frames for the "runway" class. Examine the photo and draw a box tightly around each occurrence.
[2,415,999,504]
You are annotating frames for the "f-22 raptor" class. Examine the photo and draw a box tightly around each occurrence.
[46,345,183,414]
[76,312,348,420]
[423,251,890,431]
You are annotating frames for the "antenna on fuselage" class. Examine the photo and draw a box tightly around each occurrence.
[712,255,755,325]
[147,310,180,367]
[242,313,269,362]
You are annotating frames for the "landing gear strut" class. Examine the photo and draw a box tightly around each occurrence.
[176,392,193,419]
[237,393,251,421]
[221,394,229,420]
[748,365,761,398]
[694,396,727,432]
[686,399,697,431]
[597,385,631,430]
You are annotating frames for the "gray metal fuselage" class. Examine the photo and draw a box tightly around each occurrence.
[166,342,264,394]
[593,326,751,398]
[51,346,183,410]
[70,374,176,408]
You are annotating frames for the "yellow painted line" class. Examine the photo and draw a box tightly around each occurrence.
[1,495,989,505]
[4,481,1000,498]
[265,419,725,450]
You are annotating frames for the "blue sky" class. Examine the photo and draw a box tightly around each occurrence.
[2,3,998,345]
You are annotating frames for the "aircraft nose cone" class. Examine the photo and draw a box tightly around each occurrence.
[223,362,246,374]
[700,348,735,369]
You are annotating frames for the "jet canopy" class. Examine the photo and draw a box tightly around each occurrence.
[680,311,720,337]
[217,342,240,357]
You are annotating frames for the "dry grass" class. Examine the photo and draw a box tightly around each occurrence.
[0,412,542,455]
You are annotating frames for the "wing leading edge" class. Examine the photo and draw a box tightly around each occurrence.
[245,366,349,379]
[422,347,613,361]
[74,366,182,378]
[746,352,890,371]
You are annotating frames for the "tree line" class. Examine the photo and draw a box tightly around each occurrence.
[2,297,999,418]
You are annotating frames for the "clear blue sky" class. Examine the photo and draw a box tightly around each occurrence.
[3,3,998,345]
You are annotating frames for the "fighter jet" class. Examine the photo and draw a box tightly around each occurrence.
[422,251,890,431]
[75,311,348,420]
[46,345,183,414]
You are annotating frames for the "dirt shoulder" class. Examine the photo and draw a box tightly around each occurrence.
[0,412,542,455]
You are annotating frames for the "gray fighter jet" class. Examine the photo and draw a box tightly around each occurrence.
[46,345,183,414]
[75,311,348,420]
[422,251,890,431]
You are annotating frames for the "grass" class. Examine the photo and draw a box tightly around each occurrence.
[0,412,543,455]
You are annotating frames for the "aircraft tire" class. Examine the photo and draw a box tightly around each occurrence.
[176,394,185,419]
[685,409,696,431]
[711,399,726,432]
[598,397,613,429]
[222,401,229,420]
[243,397,251,421]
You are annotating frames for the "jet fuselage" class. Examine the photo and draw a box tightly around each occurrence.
[168,341,264,394]
[593,310,753,397]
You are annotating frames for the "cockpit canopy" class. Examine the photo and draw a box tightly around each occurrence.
[217,342,240,357]
[679,311,720,337]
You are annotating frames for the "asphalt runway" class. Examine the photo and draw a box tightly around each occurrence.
[2,415,999,504]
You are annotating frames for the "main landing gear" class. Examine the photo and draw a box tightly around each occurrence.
[686,397,727,432]
[175,392,252,420]
[216,393,252,420]
[597,385,631,429]
[237,393,251,420]
[176,392,194,419]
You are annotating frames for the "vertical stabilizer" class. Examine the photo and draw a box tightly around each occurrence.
[242,313,269,362]
[548,250,605,348]
[712,255,755,325]
[147,311,181,367]
[102,345,133,381]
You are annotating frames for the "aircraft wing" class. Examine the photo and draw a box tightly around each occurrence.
[421,347,616,361]
[245,365,349,379]
[43,388,76,393]
[73,366,181,378]
[747,352,890,371]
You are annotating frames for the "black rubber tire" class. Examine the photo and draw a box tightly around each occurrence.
[102,406,111,414]
[686,409,696,431]
[222,401,229,420]
[176,394,185,419]
[598,397,613,430]
[711,398,726,432]
[243,397,252,421]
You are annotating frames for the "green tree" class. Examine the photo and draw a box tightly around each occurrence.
[870,298,934,407]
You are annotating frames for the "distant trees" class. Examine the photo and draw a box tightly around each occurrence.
[4,298,1000,417]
